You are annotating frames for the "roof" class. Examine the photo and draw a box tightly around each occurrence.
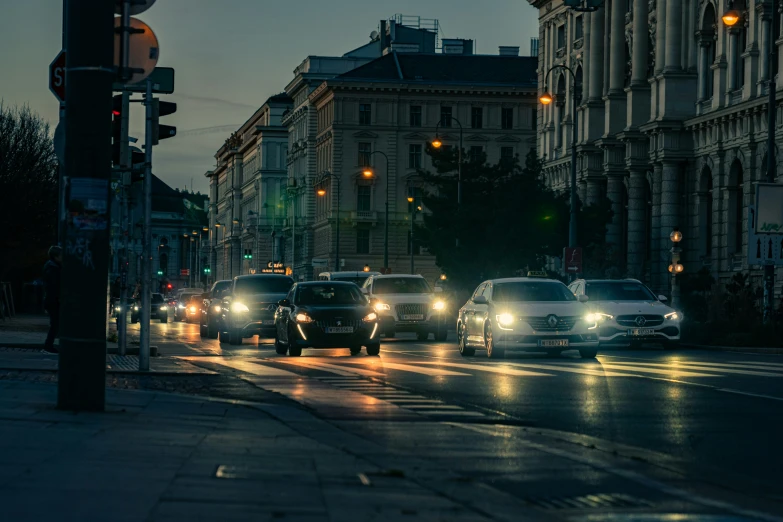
[234,274,293,280]
[485,278,566,284]
[577,279,643,284]
[266,92,293,104]
[335,52,538,87]
[371,274,426,279]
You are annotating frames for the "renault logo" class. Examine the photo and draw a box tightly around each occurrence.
[635,316,647,327]
[336,320,342,326]
[547,315,559,328]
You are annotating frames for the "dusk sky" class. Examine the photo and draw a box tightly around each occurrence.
[1,0,539,194]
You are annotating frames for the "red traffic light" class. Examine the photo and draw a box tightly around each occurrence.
[112,110,121,116]
[167,284,172,289]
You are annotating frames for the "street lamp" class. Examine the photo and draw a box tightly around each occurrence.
[668,228,684,308]
[540,64,580,269]
[361,150,391,270]
[430,115,463,248]
[363,264,370,273]
[722,9,740,27]
[315,171,341,271]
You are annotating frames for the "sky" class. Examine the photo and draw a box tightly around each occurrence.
[0,0,539,194]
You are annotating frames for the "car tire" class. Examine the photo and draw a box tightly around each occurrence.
[207,322,219,339]
[366,343,380,356]
[274,332,287,355]
[546,349,561,357]
[349,346,362,356]
[199,325,207,337]
[228,329,242,346]
[288,346,302,357]
[458,325,475,357]
[131,317,138,324]
[485,322,505,359]
[417,331,430,341]
[160,316,167,324]
[579,348,598,359]
[218,330,229,344]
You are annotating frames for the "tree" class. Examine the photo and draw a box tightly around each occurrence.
[0,103,58,285]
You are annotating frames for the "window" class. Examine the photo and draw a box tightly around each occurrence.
[501,108,514,130]
[501,147,514,163]
[440,106,453,127]
[356,229,370,254]
[373,277,430,294]
[471,107,483,129]
[492,282,576,302]
[358,142,371,167]
[409,105,422,127]
[575,16,584,40]
[556,25,565,49]
[359,104,371,125]
[296,284,365,305]
[357,185,372,212]
[469,146,484,164]
[408,144,422,168]
[584,282,657,301]
[530,106,537,130]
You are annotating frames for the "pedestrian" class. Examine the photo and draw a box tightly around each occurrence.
[42,245,62,354]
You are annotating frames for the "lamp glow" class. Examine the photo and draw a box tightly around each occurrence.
[539,92,553,105]
[722,10,740,26]
[431,138,443,149]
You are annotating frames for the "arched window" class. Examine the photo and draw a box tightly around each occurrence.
[698,166,713,259]
[699,3,717,100]
[728,159,744,255]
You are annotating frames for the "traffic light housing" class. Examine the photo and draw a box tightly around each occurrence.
[157,270,163,276]
[167,283,173,290]
[203,267,211,274]
[112,95,123,165]
[243,249,253,260]
[152,99,177,145]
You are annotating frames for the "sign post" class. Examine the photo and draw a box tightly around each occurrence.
[564,247,583,279]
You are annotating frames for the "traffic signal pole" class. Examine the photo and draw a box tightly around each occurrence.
[139,78,153,372]
[117,91,130,356]
[57,0,114,411]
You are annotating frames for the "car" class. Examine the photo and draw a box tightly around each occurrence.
[361,274,448,341]
[174,290,202,322]
[457,277,599,359]
[218,274,295,345]
[112,298,136,318]
[200,280,233,339]
[568,279,682,348]
[130,293,168,324]
[318,271,381,286]
[183,294,203,323]
[274,281,381,357]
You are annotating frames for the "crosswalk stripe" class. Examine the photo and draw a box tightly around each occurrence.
[598,364,718,378]
[405,361,555,377]
[184,357,300,377]
[501,362,643,378]
[384,399,444,404]
[336,360,473,377]
[731,361,783,369]
[425,410,485,416]
[277,359,386,377]
[404,404,463,410]
[607,361,783,377]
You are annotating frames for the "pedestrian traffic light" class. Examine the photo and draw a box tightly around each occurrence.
[203,267,211,274]
[157,270,163,276]
[112,95,123,166]
[152,99,177,145]
[244,249,253,260]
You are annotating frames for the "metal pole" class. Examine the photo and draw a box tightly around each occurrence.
[384,154,390,270]
[57,0,68,247]
[569,89,578,250]
[57,0,113,411]
[117,91,130,356]
[335,176,340,271]
[457,124,463,249]
[292,193,296,278]
[139,79,153,372]
[764,0,777,323]
[410,208,415,274]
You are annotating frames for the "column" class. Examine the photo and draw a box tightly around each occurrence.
[588,5,605,103]
[605,174,625,250]
[627,169,648,279]
[698,40,710,100]
[761,16,771,82]
[728,29,739,91]
[664,0,682,72]
[631,0,650,86]
[585,177,605,206]
[582,12,591,101]
[655,0,667,74]
[660,162,680,293]
[651,164,662,292]
[608,0,626,94]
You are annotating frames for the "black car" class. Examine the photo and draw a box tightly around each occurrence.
[218,274,295,345]
[131,293,168,324]
[200,280,232,339]
[274,281,381,357]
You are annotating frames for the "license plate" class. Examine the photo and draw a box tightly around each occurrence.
[402,314,424,321]
[539,339,569,347]
[628,328,655,336]
[262,320,275,326]
[325,326,354,334]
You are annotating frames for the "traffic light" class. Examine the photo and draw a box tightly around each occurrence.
[203,267,211,274]
[167,283,173,290]
[243,249,253,260]
[157,270,163,276]
[152,99,177,145]
[112,95,123,166]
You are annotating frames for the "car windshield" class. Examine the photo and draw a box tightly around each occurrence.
[151,294,164,304]
[296,284,366,306]
[372,278,431,294]
[330,276,369,286]
[585,282,657,301]
[212,282,232,298]
[492,282,576,302]
[234,277,294,295]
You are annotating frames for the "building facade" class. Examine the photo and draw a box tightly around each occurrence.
[530,0,783,294]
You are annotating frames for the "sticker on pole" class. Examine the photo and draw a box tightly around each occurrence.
[69,179,109,231]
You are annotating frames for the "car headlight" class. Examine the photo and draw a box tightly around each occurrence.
[665,311,680,321]
[133,306,139,311]
[160,306,167,311]
[363,312,378,322]
[432,300,446,311]
[213,305,221,313]
[114,306,121,311]
[178,304,185,309]
[374,302,391,312]
[496,313,515,326]
[189,306,197,313]
[585,313,612,323]
[231,302,249,313]
[583,314,601,330]
[295,312,313,323]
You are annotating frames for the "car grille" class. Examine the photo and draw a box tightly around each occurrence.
[525,316,578,332]
[249,303,277,321]
[314,319,362,330]
[396,304,425,317]
[616,314,664,327]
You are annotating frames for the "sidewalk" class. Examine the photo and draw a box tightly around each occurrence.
[0,380,534,522]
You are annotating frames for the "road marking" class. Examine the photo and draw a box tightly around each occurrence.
[731,360,783,369]
[383,399,444,404]
[597,364,719,378]
[501,362,644,378]
[404,404,463,410]
[277,359,387,377]
[401,360,555,377]
[716,388,783,401]
[427,410,485,416]
[607,361,783,377]
[337,360,473,377]
[181,357,300,377]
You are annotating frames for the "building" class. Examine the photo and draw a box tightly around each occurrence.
[530,0,783,294]
[307,51,539,279]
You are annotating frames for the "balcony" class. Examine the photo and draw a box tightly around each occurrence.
[351,210,378,227]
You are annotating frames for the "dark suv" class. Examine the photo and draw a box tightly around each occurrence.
[131,293,168,324]
[200,280,232,339]
[218,275,295,345]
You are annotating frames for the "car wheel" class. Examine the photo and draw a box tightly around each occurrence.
[485,322,505,359]
[366,343,380,356]
[349,346,362,356]
[274,332,287,355]
[199,324,207,337]
[546,349,561,357]
[207,322,219,339]
[288,346,302,357]
[458,324,475,357]
[416,330,430,341]
[384,330,396,338]
[228,328,243,346]
[218,330,229,344]
[160,314,167,324]
[579,348,598,359]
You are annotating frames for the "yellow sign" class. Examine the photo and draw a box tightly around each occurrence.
[527,271,549,278]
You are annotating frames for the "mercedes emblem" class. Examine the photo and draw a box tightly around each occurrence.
[635,316,647,327]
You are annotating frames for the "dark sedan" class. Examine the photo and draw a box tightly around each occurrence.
[274,282,381,357]
[200,280,232,339]
[131,293,168,324]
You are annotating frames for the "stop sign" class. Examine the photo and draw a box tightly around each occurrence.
[49,51,66,103]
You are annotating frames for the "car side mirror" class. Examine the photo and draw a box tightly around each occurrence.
[473,295,488,305]
[278,299,291,308]
[577,295,589,303]
[658,295,668,302]
[434,287,443,293]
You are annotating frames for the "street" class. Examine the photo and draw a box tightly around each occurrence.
[127,319,783,513]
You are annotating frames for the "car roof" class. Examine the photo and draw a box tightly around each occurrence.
[577,279,643,284]
[234,274,293,280]
[298,281,359,286]
[320,271,380,276]
[371,274,426,279]
[484,277,566,284]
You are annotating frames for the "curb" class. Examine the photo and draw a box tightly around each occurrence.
[0,344,159,356]
[682,343,783,355]
[0,366,218,376]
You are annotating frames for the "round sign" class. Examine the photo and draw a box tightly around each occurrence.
[114,0,156,15]
[113,17,159,85]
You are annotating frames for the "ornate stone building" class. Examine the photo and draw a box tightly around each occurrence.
[530,0,783,294]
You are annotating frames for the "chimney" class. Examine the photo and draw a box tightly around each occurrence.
[499,46,520,56]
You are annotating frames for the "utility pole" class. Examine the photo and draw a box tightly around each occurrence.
[57,0,114,411]
[57,0,68,246]
[764,0,778,323]
[117,90,130,356]
[139,79,153,372]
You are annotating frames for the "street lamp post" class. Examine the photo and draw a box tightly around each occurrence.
[407,196,421,274]
[724,4,776,322]
[668,228,684,309]
[539,65,580,257]
[316,171,341,271]
[430,116,463,248]
[362,151,390,270]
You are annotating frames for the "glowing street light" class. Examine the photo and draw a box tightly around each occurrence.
[722,10,740,27]
[431,138,443,149]
[539,92,553,105]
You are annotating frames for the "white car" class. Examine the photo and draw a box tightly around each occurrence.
[457,277,599,359]
[568,279,681,348]
[361,274,449,341]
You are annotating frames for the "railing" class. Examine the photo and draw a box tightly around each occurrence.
[351,211,378,225]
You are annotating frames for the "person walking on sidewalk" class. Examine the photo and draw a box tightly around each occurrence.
[43,246,62,354]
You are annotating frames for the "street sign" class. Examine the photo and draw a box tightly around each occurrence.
[755,183,783,234]
[564,247,583,273]
[113,17,159,85]
[114,0,156,15]
[113,67,174,94]
[180,269,190,276]
[49,50,66,102]
[748,205,783,266]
